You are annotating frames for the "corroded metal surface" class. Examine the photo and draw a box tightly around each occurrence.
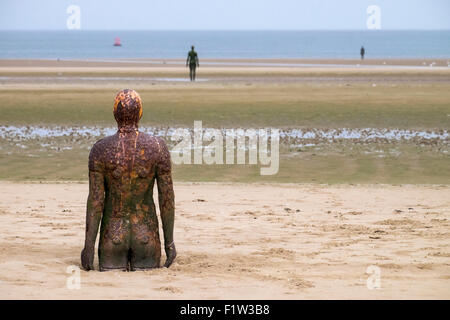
[186,45,199,81]
[81,89,176,271]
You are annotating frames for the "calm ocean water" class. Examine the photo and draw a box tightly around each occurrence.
[0,30,449,59]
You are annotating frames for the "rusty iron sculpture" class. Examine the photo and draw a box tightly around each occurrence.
[81,89,176,271]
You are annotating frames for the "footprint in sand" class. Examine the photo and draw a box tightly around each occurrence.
[155,286,183,293]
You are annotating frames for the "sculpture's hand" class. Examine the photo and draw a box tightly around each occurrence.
[81,246,94,271]
[163,242,177,268]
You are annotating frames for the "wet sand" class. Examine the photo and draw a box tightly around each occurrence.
[0,182,448,299]
[1,58,449,68]
[1,58,449,90]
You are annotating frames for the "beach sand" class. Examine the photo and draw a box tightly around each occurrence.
[1,58,448,92]
[0,58,449,299]
[0,182,448,299]
[1,58,449,68]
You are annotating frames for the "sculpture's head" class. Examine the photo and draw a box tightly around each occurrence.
[191,45,195,50]
[113,89,143,128]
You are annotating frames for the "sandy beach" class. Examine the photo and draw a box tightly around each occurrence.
[0,182,448,299]
[1,58,449,68]
[0,57,449,299]
[1,58,449,93]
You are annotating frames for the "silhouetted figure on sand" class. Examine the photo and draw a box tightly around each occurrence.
[81,89,176,271]
[186,45,199,81]
[360,46,365,60]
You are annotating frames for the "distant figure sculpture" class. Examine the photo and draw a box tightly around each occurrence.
[186,45,199,81]
[81,89,176,271]
[360,46,365,60]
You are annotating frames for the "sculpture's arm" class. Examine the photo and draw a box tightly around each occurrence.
[196,53,199,67]
[81,146,105,270]
[156,138,176,267]
[186,53,190,66]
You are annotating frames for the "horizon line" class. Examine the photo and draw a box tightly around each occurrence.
[2,28,450,32]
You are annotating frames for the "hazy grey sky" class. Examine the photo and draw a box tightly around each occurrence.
[1,0,449,30]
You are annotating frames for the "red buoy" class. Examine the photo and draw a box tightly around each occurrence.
[113,37,122,46]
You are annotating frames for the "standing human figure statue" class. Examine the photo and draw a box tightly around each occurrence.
[81,89,176,271]
[186,45,199,81]
[360,46,365,60]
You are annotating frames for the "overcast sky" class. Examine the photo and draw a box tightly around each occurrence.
[1,0,449,30]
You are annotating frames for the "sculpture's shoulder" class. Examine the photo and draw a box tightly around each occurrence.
[89,134,118,172]
[136,131,154,144]
[137,132,165,147]
[91,134,118,155]
[137,133,170,168]
[136,132,163,157]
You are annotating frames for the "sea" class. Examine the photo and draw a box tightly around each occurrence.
[0,30,449,59]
